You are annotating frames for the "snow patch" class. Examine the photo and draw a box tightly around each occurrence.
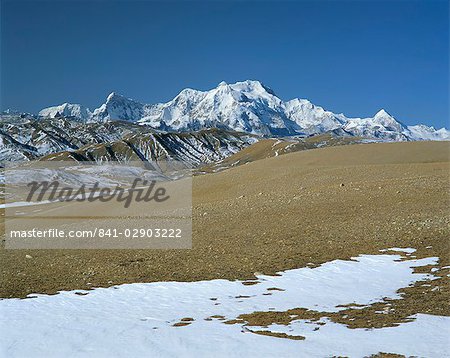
[0,253,444,357]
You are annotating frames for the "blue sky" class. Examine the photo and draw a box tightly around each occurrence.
[1,0,448,128]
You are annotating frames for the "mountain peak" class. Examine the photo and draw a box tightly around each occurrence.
[106,91,126,102]
[226,80,277,98]
[373,109,402,127]
[38,102,91,121]
[374,109,391,118]
[232,79,265,89]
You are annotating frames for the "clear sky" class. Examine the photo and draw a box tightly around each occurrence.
[1,0,448,128]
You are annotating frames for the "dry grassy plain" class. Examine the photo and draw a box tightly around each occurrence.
[1,140,449,325]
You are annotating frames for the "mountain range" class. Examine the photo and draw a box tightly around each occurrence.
[0,116,259,163]
[36,80,449,141]
[1,80,448,163]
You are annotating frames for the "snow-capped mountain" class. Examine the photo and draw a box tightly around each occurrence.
[39,103,92,121]
[91,92,153,122]
[343,109,408,141]
[37,80,450,141]
[139,81,300,136]
[406,124,450,141]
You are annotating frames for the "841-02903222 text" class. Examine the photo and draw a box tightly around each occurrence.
[8,228,184,239]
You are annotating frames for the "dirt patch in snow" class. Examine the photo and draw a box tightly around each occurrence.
[228,262,449,330]
[248,329,305,340]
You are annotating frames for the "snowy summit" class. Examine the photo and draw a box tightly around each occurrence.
[38,80,449,141]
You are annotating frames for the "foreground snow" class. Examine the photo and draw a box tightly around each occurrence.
[0,252,448,357]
